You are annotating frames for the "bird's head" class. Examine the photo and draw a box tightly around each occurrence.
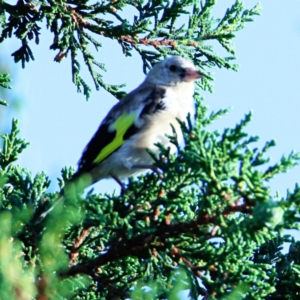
[145,56,201,86]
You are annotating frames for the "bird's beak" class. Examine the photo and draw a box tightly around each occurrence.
[185,69,202,81]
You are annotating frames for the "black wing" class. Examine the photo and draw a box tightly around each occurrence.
[73,85,167,178]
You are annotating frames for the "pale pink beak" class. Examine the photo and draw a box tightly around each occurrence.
[185,68,202,81]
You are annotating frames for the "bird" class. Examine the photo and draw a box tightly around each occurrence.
[36,56,201,223]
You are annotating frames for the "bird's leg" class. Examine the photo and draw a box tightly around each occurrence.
[131,164,164,179]
[111,174,127,194]
[110,165,163,195]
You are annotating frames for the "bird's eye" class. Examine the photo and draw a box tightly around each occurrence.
[169,65,177,72]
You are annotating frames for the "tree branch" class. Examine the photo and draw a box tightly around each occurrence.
[59,204,251,278]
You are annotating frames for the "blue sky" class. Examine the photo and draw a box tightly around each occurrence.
[1,0,300,199]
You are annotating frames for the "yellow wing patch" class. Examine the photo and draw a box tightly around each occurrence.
[93,113,137,164]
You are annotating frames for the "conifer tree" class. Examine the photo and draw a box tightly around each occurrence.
[1,1,300,299]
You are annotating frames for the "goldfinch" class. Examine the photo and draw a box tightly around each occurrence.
[36,56,201,222]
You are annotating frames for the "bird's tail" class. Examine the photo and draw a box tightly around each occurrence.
[34,193,64,224]
[34,173,93,224]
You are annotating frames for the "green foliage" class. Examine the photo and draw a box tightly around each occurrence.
[0,0,261,98]
[1,1,300,300]
[1,99,300,299]
[0,73,11,89]
[0,73,11,106]
[0,119,29,169]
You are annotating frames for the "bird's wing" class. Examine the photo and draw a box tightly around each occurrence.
[74,85,167,176]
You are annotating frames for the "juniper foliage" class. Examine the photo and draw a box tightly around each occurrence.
[1,1,300,300]
[0,73,11,106]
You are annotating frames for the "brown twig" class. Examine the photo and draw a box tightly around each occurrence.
[59,203,248,278]
[120,36,177,49]
[223,204,252,216]
[60,232,155,277]
[36,274,48,300]
[171,246,204,278]
[64,4,177,49]
[70,227,92,265]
